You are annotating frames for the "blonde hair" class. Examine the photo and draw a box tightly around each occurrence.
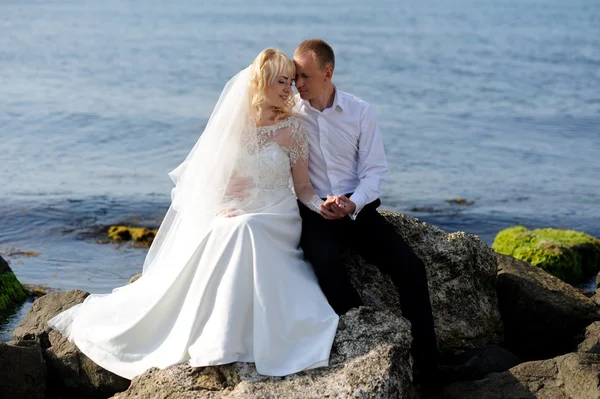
[249,48,296,122]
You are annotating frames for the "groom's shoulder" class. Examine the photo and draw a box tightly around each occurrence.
[337,89,371,110]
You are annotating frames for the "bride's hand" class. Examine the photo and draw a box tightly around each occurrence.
[225,173,254,200]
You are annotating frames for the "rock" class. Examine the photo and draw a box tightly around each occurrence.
[46,329,130,398]
[128,273,142,284]
[13,289,89,348]
[440,352,600,399]
[493,226,600,284]
[496,253,600,359]
[344,212,503,353]
[0,339,47,399]
[22,283,56,298]
[0,255,27,318]
[593,292,600,306]
[112,307,418,399]
[108,226,156,247]
[445,198,475,206]
[437,344,520,383]
[578,321,600,354]
[13,290,130,397]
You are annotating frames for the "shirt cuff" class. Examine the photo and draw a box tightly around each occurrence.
[348,193,366,220]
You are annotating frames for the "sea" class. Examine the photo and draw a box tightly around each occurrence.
[1,0,599,340]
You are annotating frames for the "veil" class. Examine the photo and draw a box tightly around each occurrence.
[141,66,261,275]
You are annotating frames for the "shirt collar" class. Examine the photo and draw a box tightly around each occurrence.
[300,84,345,114]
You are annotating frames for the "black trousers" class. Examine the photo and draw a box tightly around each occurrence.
[298,198,438,368]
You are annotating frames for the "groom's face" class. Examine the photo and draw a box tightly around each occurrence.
[293,52,329,101]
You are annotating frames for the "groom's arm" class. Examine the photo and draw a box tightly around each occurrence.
[346,105,388,219]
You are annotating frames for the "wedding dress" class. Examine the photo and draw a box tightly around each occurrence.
[47,67,339,380]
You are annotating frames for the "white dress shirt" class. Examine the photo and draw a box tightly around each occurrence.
[293,87,388,219]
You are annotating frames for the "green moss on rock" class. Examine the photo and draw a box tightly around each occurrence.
[108,225,157,247]
[492,226,600,284]
[0,271,27,317]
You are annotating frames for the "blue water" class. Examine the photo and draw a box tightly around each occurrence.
[1,0,599,339]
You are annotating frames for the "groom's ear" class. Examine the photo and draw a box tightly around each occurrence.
[324,66,333,81]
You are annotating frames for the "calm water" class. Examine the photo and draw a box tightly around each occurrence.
[1,0,599,340]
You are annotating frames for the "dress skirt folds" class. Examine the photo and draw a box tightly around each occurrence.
[48,194,339,379]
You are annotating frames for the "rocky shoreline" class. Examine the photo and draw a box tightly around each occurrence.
[2,212,600,398]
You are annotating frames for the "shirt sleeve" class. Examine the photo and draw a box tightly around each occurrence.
[349,105,388,219]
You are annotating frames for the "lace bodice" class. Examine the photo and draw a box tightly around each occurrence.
[233,117,322,213]
[254,118,306,189]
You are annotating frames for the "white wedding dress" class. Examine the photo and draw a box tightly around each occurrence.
[48,117,339,380]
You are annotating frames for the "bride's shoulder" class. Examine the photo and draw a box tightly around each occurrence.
[282,116,305,129]
[271,116,303,132]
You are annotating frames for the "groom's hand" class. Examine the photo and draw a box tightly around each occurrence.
[319,195,355,219]
[320,196,345,219]
[331,195,356,216]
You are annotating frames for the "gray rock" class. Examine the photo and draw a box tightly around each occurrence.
[0,339,47,399]
[440,352,600,399]
[112,307,418,399]
[496,253,600,359]
[593,293,600,306]
[46,329,130,398]
[578,321,600,354]
[437,344,521,383]
[345,212,503,353]
[13,290,130,398]
[13,289,89,348]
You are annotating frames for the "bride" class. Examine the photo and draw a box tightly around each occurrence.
[48,48,339,379]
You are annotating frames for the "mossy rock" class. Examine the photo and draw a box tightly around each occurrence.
[0,268,27,318]
[492,226,600,284]
[107,225,157,247]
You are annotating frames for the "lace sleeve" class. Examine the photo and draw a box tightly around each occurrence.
[289,119,309,166]
[289,120,323,214]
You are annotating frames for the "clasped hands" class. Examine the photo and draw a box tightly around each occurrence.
[319,195,355,220]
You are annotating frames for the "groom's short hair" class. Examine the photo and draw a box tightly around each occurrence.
[295,39,335,71]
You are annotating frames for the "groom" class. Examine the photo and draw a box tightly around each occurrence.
[292,39,439,380]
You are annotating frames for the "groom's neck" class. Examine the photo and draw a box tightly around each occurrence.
[309,84,336,112]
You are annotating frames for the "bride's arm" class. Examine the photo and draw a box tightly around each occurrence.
[288,121,324,214]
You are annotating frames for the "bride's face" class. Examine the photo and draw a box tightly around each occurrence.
[264,75,293,109]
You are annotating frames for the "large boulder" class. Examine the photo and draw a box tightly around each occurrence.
[0,255,27,318]
[440,352,600,399]
[578,321,600,354]
[13,290,130,398]
[496,253,600,359]
[13,289,89,348]
[0,339,47,399]
[112,307,418,399]
[345,212,504,353]
[45,329,130,398]
[493,226,600,284]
